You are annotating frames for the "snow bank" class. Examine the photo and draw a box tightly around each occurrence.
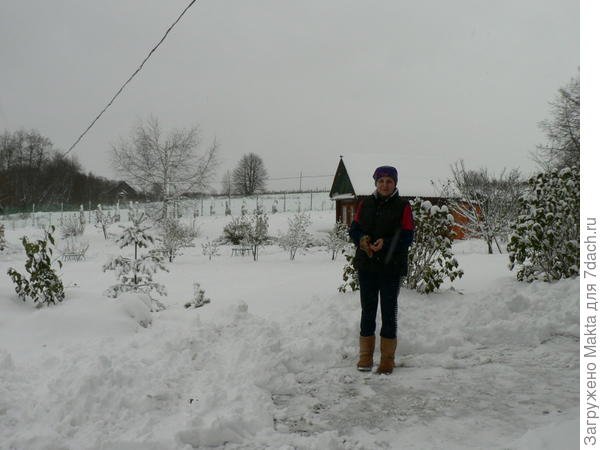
[508,409,578,450]
[400,277,579,360]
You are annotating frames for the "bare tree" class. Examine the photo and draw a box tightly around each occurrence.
[445,160,524,254]
[221,170,233,198]
[232,153,268,195]
[534,71,580,170]
[112,116,219,220]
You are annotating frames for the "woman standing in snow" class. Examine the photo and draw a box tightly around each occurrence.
[349,166,414,374]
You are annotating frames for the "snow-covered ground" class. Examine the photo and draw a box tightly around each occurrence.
[0,210,579,449]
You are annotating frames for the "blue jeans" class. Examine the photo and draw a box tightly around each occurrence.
[358,270,401,339]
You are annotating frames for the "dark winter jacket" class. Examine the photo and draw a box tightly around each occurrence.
[349,189,414,275]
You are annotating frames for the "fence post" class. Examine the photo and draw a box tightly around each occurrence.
[283,193,286,212]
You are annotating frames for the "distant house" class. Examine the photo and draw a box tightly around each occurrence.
[102,181,139,202]
[329,156,472,239]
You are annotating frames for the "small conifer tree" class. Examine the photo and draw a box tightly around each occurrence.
[103,207,168,299]
[223,216,252,245]
[507,166,579,282]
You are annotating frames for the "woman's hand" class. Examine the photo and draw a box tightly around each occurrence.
[369,238,384,253]
[359,236,374,257]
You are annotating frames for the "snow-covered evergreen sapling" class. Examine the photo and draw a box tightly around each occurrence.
[103,208,168,299]
[405,198,464,294]
[507,166,579,282]
[279,211,312,260]
[184,283,211,309]
[326,220,349,260]
[158,218,197,262]
[7,226,65,307]
[223,216,251,245]
[246,206,269,261]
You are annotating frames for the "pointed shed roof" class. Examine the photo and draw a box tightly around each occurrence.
[330,154,439,199]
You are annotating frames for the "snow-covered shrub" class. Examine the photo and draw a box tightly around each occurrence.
[158,218,197,263]
[201,239,220,260]
[325,220,349,260]
[184,283,211,309]
[507,166,579,282]
[279,211,312,260]
[338,245,359,293]
[223,216,251,245]
[405,198,464,294]
[103,208,168,300]
[95,204,115,240]
[60,213,85,238]
[7,226,65,307]
[246,206,269,261]
[0,223,5,251]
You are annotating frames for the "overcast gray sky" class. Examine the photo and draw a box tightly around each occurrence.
[0,1,579,193]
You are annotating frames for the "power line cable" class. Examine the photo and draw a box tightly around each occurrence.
[268,174,333,181]
[62,0,198,157]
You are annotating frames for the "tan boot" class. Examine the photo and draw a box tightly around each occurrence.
[376,337,397,374]
[357,335,376,371]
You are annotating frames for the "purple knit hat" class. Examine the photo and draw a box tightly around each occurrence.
[372,165,398,184]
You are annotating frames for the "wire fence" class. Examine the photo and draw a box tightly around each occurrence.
[0,191,335,231]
